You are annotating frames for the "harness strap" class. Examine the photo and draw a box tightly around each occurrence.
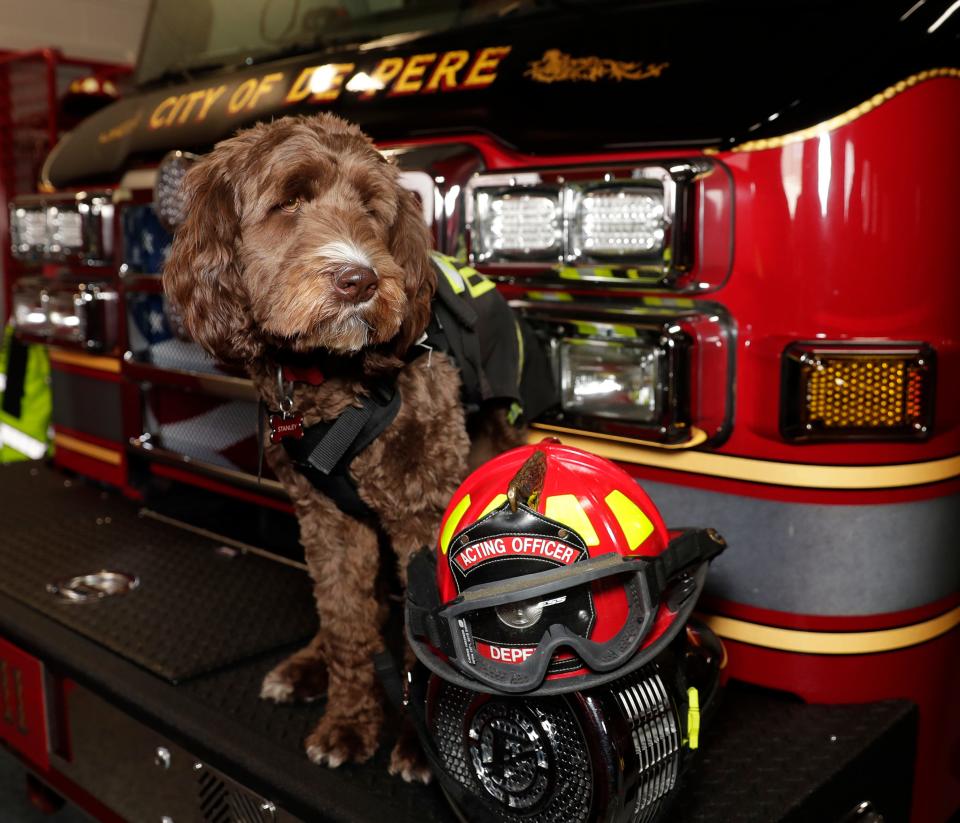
[280,385,401,522]
[306,400,378,475]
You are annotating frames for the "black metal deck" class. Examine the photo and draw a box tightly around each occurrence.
[0,462,916,822]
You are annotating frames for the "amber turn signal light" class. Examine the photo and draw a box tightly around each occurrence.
[780,343,935,441]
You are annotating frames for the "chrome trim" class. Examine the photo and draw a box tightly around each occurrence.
[396,170,437,226]
[123,358,260,402]
[128,435,287,500]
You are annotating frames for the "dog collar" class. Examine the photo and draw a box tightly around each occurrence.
[281,364,326,386]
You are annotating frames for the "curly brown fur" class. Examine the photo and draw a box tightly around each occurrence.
[164,113,523,779]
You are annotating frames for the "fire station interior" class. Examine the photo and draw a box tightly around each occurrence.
[0,2,957,823]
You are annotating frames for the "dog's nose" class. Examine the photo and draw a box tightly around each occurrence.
[333,266,378,303]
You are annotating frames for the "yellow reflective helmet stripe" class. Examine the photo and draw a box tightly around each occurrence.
[479,493,508,519]
[440,494,472,554]
[686,687,700,749]
[544,494,599,546]
[604,489,654,551]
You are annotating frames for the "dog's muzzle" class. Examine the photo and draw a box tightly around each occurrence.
[333,266,378,304]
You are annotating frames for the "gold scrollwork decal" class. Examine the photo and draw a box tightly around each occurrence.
[526,49,668,84]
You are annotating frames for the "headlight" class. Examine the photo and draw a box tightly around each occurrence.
[571,184,665,258]
[10,208,48,257]
[560,339,659,422]
[9,192,113,263]
[517,299,733,446]
[12,278,49,335]
[466,161,733,292]
[154,150,197,234]
[474,188,562,262]
[11,277,117,351]
[46,205,85,255]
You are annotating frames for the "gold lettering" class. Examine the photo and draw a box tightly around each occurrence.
[361,57,404,98]
[424,50,470,92]
[462,46,512,89]
[149,96,178,129]
[165,94,189,126]
[227,79,258,114]
[98,111,141,144]
[286,66,316,104]
[311,64,353,102]
[197,85,226,120]
[391,53,436,95]
[250,72,284,108]
[177,90,207,124]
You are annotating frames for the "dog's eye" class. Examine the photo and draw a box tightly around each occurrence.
[279,196,302,213]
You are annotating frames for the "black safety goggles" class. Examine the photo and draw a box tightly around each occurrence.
[406,503,725,695]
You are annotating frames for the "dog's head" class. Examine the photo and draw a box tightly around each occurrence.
[163,114,435,364]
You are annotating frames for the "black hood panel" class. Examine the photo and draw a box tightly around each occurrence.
[45,0,956,187]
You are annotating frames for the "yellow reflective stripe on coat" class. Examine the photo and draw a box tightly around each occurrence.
[0,423,47,460]
[460,266,497,298]
[431,253,466,294]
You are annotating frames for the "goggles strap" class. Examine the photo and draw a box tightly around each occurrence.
[651,529,726,592]
[406,548,458,657]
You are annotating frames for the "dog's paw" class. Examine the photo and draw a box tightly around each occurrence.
[260,654,328,704]
[305,714,380,768]
[388,734,433,784]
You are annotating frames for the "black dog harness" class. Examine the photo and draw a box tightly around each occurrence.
[263,254,552,522]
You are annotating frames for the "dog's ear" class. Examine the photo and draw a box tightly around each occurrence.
[163,149,260,364]
[388,186,436,356]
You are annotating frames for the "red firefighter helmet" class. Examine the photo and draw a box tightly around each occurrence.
[406,441,726,695]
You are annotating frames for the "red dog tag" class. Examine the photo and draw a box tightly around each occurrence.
[268,412,304,444]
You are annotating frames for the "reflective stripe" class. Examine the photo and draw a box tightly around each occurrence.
[686,687,700,749]
[430,253,466,294]
[544,494,599,546]
[461,266,496,298]
[702,605,960,654]
[0,372,5,392]
[479,493,508,519]
[440,494,472,554]
[514,318,525,377]
[52,432,122,466]
[0,423,47,459]
[604,489,654,551]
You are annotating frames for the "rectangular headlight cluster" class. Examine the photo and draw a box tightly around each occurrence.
[465,162,726,289]
[12,277,118,351]
[9,192,114,264]
[471,178,671,266]
[516,299,732,446]
[781,343,935,441]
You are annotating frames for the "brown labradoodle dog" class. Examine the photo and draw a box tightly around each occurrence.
[163,113,527,779]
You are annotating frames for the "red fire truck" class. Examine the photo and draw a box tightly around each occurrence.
[1,2,957,821]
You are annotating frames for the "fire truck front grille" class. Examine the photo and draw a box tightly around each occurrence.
[196,762,276,823]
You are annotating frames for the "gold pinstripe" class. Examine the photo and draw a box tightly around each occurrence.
[701,606,960,654]
[706,68,960,154]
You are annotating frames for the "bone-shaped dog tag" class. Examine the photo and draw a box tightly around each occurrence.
[268,411,304,444]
